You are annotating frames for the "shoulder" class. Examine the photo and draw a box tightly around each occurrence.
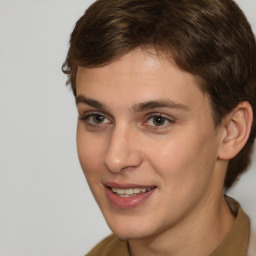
[248,226,256,256]
[210,196,250,256]
[85,234,130,256]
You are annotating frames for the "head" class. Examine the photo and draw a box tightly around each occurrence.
[62,0,256,242]
[63,0,256,190]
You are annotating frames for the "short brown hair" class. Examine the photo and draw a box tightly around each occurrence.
[62,0,256,189]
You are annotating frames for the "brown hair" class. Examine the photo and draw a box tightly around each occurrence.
[62,0,256,189]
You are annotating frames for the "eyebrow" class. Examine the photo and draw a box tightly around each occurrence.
[131,100,190,112]
[76,95,106,109]
[76,95,190,112]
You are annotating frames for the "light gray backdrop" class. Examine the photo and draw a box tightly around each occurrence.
[0,0,255,255]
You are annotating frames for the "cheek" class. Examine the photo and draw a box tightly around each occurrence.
[146,134,219,219]
[146,129,218,185]
[76,127,106,178]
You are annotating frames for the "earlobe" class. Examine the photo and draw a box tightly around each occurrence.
[218,101,253,160]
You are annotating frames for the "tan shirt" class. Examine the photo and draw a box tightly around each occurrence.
[86,197,251,256]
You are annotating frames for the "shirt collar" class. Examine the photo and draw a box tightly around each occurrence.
[209,196,250,256]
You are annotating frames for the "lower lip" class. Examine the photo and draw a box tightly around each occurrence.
[105,187,156,209]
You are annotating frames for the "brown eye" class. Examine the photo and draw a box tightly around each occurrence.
[81,113,111,125]
[144,114,173,129]
[152,116,166,126]
[92,114,106,124]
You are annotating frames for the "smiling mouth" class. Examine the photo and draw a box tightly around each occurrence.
[111,187,155,197]
[104,183,157,208]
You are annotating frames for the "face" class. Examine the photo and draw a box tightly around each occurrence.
[76,49,225,240]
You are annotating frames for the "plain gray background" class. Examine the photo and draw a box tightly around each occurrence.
[0,0,255,255]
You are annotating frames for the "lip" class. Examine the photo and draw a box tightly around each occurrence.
[104,182,157,209]
[104,182,155,189]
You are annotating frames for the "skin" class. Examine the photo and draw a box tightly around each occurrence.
[76,49,236,256]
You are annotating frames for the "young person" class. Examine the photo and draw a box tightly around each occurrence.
[62,0,256,255]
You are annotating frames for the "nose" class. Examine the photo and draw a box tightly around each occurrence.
[104,125,143,173]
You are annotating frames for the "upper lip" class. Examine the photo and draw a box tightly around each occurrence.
[104,182,156,189]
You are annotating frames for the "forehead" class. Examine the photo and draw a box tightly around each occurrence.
[76,49,209,114]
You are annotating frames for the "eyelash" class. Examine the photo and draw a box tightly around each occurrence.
[79,112,174,129]
[144,113,174,129]
[79,112,111,127]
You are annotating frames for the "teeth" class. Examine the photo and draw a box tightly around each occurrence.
[111,187,153,197]
[134,188,140,194]
[125,189,134,195]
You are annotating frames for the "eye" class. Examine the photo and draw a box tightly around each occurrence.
[150,116,168,126]
[90,114,110,124]
[79,113,111,125]
[145,114,173,128]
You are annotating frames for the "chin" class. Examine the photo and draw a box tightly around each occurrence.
[112,228,151,240]
[105,216,157,240]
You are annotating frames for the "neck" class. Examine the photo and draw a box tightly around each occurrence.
[128,194,235,256]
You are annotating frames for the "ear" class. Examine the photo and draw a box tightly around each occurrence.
[217,101,253,160]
